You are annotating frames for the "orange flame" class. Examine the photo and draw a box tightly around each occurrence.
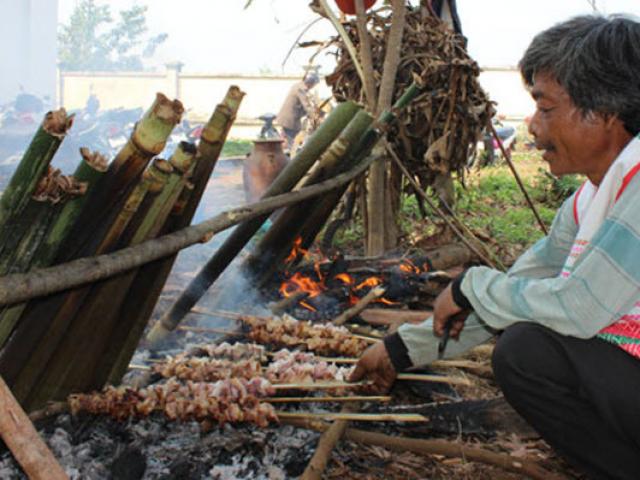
[334,273,354,285]
[377,297,399,305]
[399,259,421,274]
[355,276,381,291]
[284,237,308,264]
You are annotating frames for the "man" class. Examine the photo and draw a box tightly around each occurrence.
[350,15,640,479]
[276,72,320,149]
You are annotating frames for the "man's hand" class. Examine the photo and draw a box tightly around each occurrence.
[348,341,397,393]
[433,283,467,339]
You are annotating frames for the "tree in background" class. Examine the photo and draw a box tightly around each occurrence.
[58,0,168,71]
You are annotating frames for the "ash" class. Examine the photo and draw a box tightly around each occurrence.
[0,414,318,479]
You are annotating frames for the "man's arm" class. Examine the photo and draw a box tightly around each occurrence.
[462,182,640,338]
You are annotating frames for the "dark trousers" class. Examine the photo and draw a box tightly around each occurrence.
[492,323,640,480]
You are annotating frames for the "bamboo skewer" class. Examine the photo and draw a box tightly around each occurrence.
[277,411,427,423]
[273,380,370,391]
[264,396,390,403]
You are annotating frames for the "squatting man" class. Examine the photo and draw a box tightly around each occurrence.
[350,14,640,480]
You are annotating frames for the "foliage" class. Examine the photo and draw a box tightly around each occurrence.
[58,0,168,71]
[220,139,253,158]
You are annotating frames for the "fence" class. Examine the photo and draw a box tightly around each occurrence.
[57,64,534,139]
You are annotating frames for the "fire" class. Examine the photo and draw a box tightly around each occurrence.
[280,272,324,298]
[334,273,354,285]
[284,237,308,264]
[355,276,381,290]
[399,258,421,274]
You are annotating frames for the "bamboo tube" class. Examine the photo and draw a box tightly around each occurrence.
[87,143,198,389]
[3,94,182,391]
[0,151,108,376]
[0,375,68,480]
[105,88,246,375]
[283,420,563,480]
[276,411,427,422]
[144,100,361,349]
[54,93,183,263]
[22,161,174,409]
[0,109,72,236]
[244,109,374,286]
[11,161,170,410]
[295,84,423,257]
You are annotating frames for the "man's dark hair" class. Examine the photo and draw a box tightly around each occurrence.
[519,15,640,135]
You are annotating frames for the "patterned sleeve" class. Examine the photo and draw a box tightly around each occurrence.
[461,179,640,338]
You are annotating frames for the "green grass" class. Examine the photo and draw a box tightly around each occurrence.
[221,139,253,158]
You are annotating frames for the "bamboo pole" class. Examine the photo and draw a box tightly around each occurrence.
[244,110,374,285]
[144,101,361,348]
[0,153,381,308]
[0,375,68,480]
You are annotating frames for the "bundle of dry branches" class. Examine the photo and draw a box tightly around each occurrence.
[325,7,494,186]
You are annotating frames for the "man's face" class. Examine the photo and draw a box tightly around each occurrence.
[528,73,613,180]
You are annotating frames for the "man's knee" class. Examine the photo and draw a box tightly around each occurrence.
[492,323,555,389]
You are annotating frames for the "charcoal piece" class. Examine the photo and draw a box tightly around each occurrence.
[110,445,146,480]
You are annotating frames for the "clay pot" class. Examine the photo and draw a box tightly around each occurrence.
[242,140,288,204]
[335,0,376,15]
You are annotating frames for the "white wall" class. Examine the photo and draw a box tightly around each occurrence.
[0,0,58,103]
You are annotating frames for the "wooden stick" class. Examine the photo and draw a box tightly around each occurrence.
[273,380,369,390]
[301,402,358,480]
[128,364,151,371]
[0,376,68,480]
[277,411,427,423]
[264,396,390,403]
[332,286,385,326]
[282,419,565,480]
[268,291,309,315]
[397,373,471,386]
[177,326,241,336]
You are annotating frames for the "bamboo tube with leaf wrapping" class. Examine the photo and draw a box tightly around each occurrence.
[0,109,72,236]
[0,150,108,364]
[143,100,361,349]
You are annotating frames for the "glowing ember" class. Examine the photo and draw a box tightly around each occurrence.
[334,273,354,285]
[355,277,382,290]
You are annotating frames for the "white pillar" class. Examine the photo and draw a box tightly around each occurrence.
[0,0,58,104]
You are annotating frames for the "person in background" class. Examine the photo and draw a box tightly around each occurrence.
[350,14,640,479]
[276,72,320,150]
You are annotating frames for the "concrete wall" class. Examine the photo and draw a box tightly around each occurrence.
[0,0,58,103]
[58,65,533,139]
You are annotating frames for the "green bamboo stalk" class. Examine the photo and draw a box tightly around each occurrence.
[0,109,72,232]
[55,93,183,263]
[51,144,196,395]
[33,159,177,403]
[0,150,108,369]
[143,101,361,349]
[10,161,171,410]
